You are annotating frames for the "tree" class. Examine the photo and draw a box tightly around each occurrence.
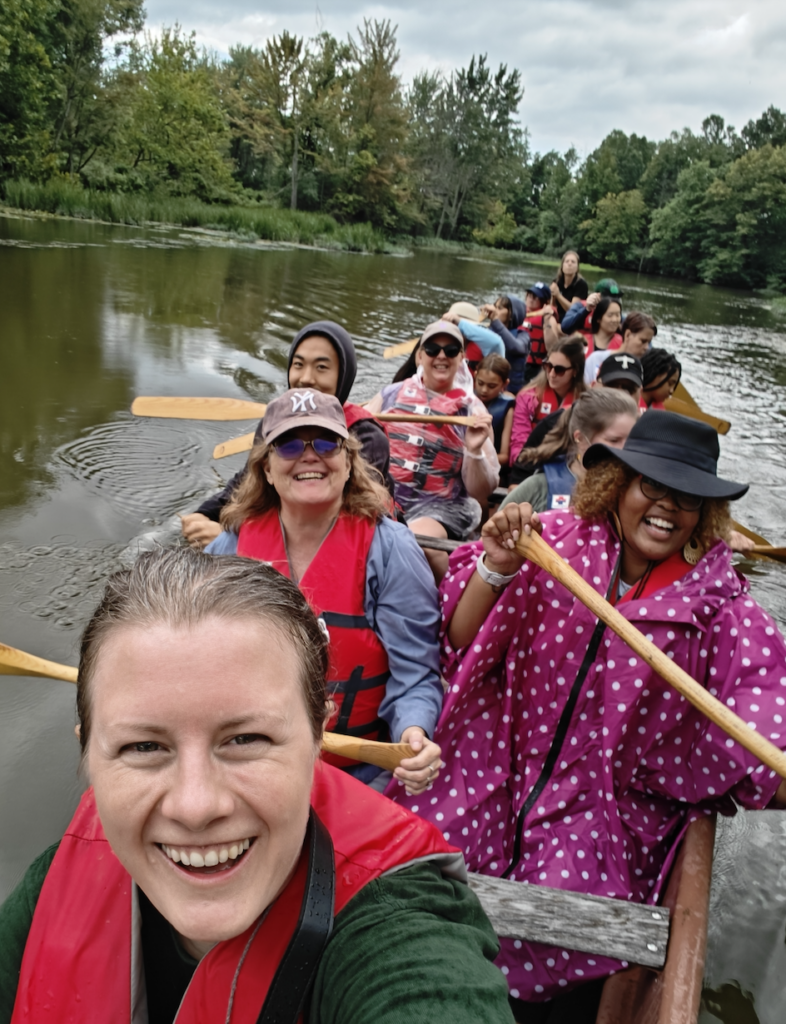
[579,130,655,207]
[741,105,786,151]
[580,189,649,268]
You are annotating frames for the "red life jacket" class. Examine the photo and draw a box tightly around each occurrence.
[524,309,548,369]
[464,341,484,366]
[579,324,623,358]
[12,767,459,1024]
[237,512,389,769]
[614,549,691,606]
[535,385,574,421]
[384,378,469,505]
[343,401,374,428]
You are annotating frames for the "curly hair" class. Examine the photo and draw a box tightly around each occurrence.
[572,458,732,550]
[221,433,391,531]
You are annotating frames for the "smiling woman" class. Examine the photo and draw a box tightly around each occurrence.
[0,549,515,1024]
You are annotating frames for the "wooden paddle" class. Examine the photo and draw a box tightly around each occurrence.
[663,396,730,435]
[0,643,415,770]
[383,338,419,359]
[514,529,786,779]
[132,397,267,421]
[211,412,479,460]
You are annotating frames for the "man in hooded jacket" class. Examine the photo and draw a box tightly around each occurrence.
[180,321,391,550]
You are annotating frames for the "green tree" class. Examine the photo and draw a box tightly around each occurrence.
[580,189,649,268]
[0,0,59,178]
[741,105,786,151]
[579,130,655,207]
[118,28,234,199]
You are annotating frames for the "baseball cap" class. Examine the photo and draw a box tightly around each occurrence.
[595,278,623,298]
[526,282,551,303]
[262,389,349,445]
[420,320,465,347]
[598,353,643,387]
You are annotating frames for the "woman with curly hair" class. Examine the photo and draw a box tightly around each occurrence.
[205,389,444,794]
[394,410,786,1020]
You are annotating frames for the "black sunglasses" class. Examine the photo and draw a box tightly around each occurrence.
[422,339,463,359]
[639,476,703,512]
[271,435,344,460]
[543,361,572,377]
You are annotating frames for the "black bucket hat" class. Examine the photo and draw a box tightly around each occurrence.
[583,410,748,500]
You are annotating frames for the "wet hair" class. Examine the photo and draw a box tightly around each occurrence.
[572,459,731,551]
[477,354,511,381]
[524,335,588,403]
[517,388,638,465]
[554,250,585,291]
[77,548,330,753]
[392,342,420,383]
[621,311,657,343]
[642,348,682,391]
[221,432,391,530]
[590,296,622,335]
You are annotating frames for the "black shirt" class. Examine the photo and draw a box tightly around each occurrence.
[554,276,589,321]
[138,888,197,1023]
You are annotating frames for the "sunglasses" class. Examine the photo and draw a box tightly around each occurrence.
[271,435,344,460]
[422,339,463,359]
[639,475,703,512]
[543,361,572,377]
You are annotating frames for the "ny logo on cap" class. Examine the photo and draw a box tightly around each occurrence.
[290,390,317,413]
[615,355,635,370]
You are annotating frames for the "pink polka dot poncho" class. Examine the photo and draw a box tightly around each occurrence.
[392,512,786,1002]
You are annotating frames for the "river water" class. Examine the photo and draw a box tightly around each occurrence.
[1,212,785,1020]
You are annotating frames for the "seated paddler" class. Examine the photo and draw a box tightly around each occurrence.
[205,389,444,793]
[0,549,515,1024]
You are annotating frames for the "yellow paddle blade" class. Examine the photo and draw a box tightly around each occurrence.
[663,396,730,435]
[383,338,418,359]
[0,643,77,682]
[213,432,255,459]
[132,397,267,421]
[673,382,699,409]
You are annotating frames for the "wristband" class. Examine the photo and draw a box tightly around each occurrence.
[475,552,519,588]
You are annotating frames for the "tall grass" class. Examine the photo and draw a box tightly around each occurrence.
[1,179,395,254]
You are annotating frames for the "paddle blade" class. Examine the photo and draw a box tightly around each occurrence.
[320,733,414,770]
[383,338,418,359]
[663,396,730,435]
[0,643,77,683]
[131,397,267,421]
[213,432,255,460]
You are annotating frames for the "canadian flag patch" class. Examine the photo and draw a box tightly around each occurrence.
[551,493,571,509]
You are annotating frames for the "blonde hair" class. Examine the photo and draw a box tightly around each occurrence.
[221,433,391,531]
[573,459,732,550]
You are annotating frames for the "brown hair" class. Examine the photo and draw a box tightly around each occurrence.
[572,459,732,551]
[523,335,588,403]
[518,388,638,465]
[221,433,391,531]
[77,548,330,753]
[621,311,657,342]
[477,354,511,381]
[554,250,585,290]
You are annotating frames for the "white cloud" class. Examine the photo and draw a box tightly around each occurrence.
[143,0,786,156]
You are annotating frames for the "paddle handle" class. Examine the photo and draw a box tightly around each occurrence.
[749,545,786,556]
[0,644,78,683]
[320,733,415,770]
[376,412,477,427]
[515,530,786,780]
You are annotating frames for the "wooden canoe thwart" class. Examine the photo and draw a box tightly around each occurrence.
[596,815,716,1024]
[468,874,669,969]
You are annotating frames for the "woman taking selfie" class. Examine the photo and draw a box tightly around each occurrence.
[0,551,514,1024]
[397,411,786,1018]
[205,389,445,793]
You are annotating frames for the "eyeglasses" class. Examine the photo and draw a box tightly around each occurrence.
[422,339,463,359]
[639,476,703,512]
[543,361,572,377]
[270,435,344,460]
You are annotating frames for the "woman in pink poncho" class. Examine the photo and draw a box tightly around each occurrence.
[392,410,786,1021]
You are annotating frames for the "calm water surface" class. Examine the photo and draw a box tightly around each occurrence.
[1,213,785,1020]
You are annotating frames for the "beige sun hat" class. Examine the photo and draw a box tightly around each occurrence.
[446,301,483,323]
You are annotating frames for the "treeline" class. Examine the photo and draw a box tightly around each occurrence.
[2,0,785,288]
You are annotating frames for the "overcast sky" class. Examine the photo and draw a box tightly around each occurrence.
[144,0,783,157]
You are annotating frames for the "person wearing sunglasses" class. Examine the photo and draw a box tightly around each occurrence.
[180,321,392,551]
[205,389,444,794]
[509,336,587,463]
[394,409,786,1017]
[367,321,499,581]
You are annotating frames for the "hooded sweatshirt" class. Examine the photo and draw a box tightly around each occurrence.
[195,322,391,520]
[457,296,531,394]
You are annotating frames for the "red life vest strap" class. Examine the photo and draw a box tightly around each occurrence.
[616,549,690,605]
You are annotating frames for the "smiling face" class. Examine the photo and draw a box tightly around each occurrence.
[264,426,350,515]
[599,302,622,336]
[420,335,463,393]
[288,336,340,395]
[617,475,700,581]
[87,617,319,956]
